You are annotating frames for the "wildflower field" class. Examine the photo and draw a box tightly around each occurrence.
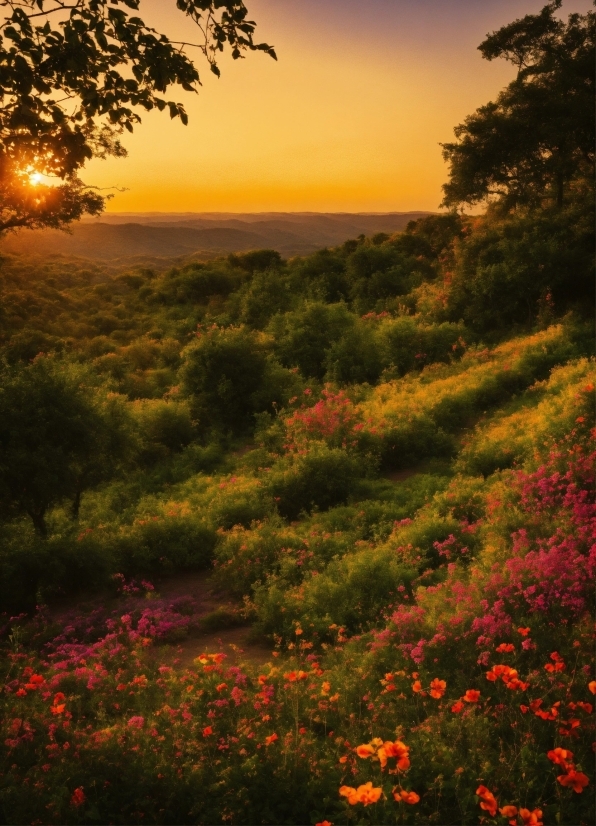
[1,4,594,822]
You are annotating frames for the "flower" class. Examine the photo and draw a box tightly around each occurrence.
[394,789,420,804]
[517,627,531,636]
[355,744,375,758]
[476,785,497,816]
[127,716,145,729]
[340,782,382,806]
[264,733,278,746]
[50,703,66,715]
[499,805,518,819]
[15,689,26,697]
[377,740,410,771]
[202,726,213,737]
[463,689,480,703]
[496,643,515,653]
[315,821,332,826]
[557,769,589,793]
[547,747,573,769]
[70,787,85,807]
[451,700,465,713]
[411,680,422,693]
[588,681,596,695]
[284,670,308,682]
[520,808,543,826]
[430,678,446,699]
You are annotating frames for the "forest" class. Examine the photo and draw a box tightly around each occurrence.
[0,2,594,825]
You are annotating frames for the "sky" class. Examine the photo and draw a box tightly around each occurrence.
[83,0,591,214]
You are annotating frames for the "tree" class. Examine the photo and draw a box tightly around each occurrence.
[0,1,275,231]
[442,2,595,210]
[0,356,134,535]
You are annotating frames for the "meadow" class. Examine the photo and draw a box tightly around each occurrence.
[1,0,595,821]
[0,189,594,824]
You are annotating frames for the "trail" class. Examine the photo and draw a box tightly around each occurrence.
[153,570,273,669]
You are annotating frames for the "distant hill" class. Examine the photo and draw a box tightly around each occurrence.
[0,211,432,262]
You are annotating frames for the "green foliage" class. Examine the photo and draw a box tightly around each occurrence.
[266,445,365,521]
[442,3,595,209]
[180,325,280,434]
[0,356,134,533]
[268,302,355,380]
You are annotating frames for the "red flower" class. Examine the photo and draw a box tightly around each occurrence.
[517,627,530,636]
[70,788,85,807]
[496,643,515,653]
[557,769,589,793]
[451,700,465,713]
[547,747,573,770]
[588,681,596,695]
[463,689,480,703]
[202,726,213,737]
[264,733,278,746]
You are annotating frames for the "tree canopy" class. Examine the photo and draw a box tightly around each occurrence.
[0,1,274,231]
[442,1,595,210]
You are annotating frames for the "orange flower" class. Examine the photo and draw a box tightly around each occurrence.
[576,701,592,714]
[557,769,589,793]
[463,689,480,703]
[257,675,268,685]
[547,747,573,769]
[517,627,530,636]
[284,670,308,682]
[50,703,65,715]
[355,744,375,758]
[496,643,515,653]
[393,789,420,804]
[499,805,518,818]
[202,726,213,737]
[315,821,332,826]
[264,733,278,746]
[215,683,228,692]
[451,700,464,713]
[476,785,497,816]
[377,740,410,771]
[520,808,543,826]
[544,662,565,673]
[412,680,422,693]
[321,681,331,694]
[53,692,66,704]
[430,678,446,699]
[340,782,382,806]
[588,681,596,695]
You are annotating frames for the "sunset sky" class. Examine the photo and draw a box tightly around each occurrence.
[88,0,591,214]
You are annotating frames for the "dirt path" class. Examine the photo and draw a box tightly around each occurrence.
[153,571,273,669]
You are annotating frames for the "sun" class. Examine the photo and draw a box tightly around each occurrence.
[28,171,43,186]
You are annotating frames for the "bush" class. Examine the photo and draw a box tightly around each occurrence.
[180,326,273,433]
[266,445,364,520]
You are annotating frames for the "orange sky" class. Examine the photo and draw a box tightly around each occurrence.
[83,0,590,214]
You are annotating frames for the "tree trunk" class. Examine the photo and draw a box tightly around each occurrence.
[28,509,48,538]
[71,487,82,520]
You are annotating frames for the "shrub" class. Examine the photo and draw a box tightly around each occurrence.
[265,445,365,520]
